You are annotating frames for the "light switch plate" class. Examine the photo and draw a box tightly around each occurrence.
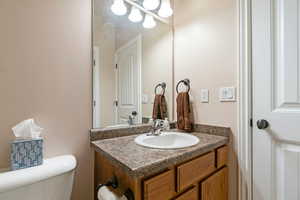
[219,87,236,102]
[142,94,148,104]
[200,89,209,103]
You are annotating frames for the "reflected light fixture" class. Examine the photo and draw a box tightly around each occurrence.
[143,0,160,10]
[143,14,156,29]
[111,0,127,16]
[158,0,173,18]
[128,7,143,22]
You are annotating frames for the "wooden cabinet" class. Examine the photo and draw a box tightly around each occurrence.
[201,167,228,200]
[94,145,228,200]
[174,186,198,200]
[177,152,215,191]
[216,146,228,168]
[143,169,175,200]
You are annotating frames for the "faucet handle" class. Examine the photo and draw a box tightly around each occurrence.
[154,119,164,128]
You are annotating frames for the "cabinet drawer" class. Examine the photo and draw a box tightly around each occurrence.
[174,186,198,200]
[216,146,228,168]
[201,167,228,200]
[143,169,175,200]
[177,152,215,191]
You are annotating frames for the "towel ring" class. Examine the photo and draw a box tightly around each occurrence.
[176,79,190,93]
[96,176,135,200]
[154,82,166,95]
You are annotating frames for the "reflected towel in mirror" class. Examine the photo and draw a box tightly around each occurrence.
[152,94,168,120]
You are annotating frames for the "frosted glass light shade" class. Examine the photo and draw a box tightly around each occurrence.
[143,14,156,29]
[143,0,160,10]
[128,7,143,22]
[111,0,127,16]
[158,0,173,18]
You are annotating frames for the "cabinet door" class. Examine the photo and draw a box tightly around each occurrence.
[174,186,198,200]
[143,169,175,200]
[216,146,228,168]
[201,167,228,200]
[177,152,215,191]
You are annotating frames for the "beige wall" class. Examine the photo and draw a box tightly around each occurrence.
[141,23,173,119]
[0,1,93,200]
[173,0,238,199]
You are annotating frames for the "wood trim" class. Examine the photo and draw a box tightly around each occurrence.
[238,0,253,199]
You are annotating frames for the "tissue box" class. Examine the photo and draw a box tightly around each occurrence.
[10,138,43,170]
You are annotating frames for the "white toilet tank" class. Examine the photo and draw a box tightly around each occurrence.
[0,155,76,200]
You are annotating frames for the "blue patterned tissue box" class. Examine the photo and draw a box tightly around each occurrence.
[10,138,43,170]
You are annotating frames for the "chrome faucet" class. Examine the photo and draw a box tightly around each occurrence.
[148,119,165,136]
[128,115,134,125]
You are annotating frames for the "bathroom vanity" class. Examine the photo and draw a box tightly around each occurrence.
[91,125,230,200]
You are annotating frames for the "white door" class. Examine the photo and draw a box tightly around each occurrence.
[252,0,300,199]
[115,36,142,124]
[93,46,101,128]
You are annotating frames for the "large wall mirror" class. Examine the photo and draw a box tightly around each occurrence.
[93,0,174,128]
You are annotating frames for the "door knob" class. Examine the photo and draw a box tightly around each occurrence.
[257,119,269,129]
[132,111,137,116]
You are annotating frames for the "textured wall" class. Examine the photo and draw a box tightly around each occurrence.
[0,1,93,199]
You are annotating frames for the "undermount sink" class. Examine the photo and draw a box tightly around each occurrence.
[134,132,199,149]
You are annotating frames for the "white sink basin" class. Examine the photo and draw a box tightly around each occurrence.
[134,132,199,149]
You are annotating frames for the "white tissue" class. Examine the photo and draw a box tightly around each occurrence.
[97,186,127,200]
[12,119,43,139]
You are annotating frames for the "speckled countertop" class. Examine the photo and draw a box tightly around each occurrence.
[92,131,229,178]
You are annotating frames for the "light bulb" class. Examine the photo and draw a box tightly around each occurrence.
[143,0,160,10]
[143,14,156,29]
[111,0,127,16]
[128,7,143,23]
[158,0,173,18]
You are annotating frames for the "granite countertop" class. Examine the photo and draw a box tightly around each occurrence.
[92,132,229,178]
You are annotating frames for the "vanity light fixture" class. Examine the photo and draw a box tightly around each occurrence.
[128,6,143,22]
[143,14,156,29]
[111,0,127,16]
[143,0,160,10]
[158,0,173,18]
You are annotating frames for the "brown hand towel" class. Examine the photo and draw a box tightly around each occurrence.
[152,94,168,120]
[177,92,192,132]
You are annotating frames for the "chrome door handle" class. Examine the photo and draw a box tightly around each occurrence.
[257,119,269,129]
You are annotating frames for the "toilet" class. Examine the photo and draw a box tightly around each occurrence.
[0,155,76,200]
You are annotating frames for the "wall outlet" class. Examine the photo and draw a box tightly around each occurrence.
[200,89,209,103]
[219,87,236,102]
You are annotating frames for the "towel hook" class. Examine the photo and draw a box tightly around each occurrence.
[96,176,135,200]
[154,82,166,95]
[176,79,190,93]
